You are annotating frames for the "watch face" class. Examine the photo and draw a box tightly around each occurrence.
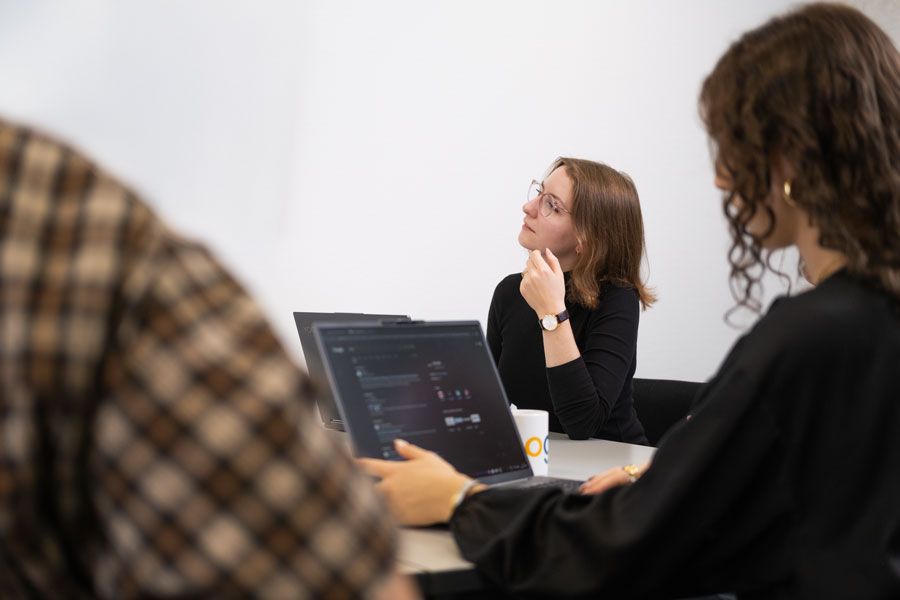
[541,315,558,331]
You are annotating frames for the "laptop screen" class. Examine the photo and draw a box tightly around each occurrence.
[314,321,530,480]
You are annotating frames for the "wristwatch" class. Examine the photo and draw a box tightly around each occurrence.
[539,309,570,331]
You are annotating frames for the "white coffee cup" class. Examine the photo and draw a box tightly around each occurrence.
[511,408,549,476]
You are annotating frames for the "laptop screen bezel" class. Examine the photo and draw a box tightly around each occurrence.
[293,312,409,429]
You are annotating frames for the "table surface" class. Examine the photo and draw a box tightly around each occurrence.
[395,433,656,580]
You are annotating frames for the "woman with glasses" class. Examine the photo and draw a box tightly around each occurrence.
[362,3,900,597]
[487,157,655,442]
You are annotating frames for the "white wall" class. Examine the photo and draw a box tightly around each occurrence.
[2,1,892,382]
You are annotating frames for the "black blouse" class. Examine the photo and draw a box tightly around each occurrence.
[487,273,647,443]
[455,272,900,599]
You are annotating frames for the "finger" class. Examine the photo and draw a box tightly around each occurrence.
[529,249,548,271]
[393,438,433,460]
[578,468,619,490]
[579,482,599,495]
[579,477,604,494]
[596,466,623,478]
[578,476,601,494]
[357,457,399,478]
[580,482,611,495]
[544,248,562,272]
[580,474,625,495]
[579,473,602,486]
[578,472,609,487]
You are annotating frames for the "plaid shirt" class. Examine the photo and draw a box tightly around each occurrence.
[0,119,395,598]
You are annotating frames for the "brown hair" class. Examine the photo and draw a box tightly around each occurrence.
[549,157,656,310]
[700,2,900,311]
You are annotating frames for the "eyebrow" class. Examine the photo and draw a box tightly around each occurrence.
[544,193,569,211]
[538,181,569,211]
[539,183,560,201]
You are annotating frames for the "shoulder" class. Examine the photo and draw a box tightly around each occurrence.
[576,283,640,340]
[493,273,524,299]
[594,282,640,316]
[488,274,525,319]
[599,281,639,302]
[1,118,161,235]
[737,273,899,374]
[759,273,893,343]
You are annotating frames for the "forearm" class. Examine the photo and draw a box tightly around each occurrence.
[450,486,647,597]
[541,320,581,367]
[547,357,612,439]
[540,323,614,438]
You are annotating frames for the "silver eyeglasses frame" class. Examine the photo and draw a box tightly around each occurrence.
[527,179,571,217]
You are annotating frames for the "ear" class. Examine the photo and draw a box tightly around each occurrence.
[771,154,797,196]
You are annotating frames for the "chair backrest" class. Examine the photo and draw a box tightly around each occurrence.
[632,378,702,446]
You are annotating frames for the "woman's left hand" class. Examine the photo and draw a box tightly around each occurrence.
[579,461,651,495]
[358,439,474,526]
[520,248,566,317]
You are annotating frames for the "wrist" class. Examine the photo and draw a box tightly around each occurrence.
[448,478,487,517]
[535,305,566,318]
[538,308,570,332]
[540,318,571,330]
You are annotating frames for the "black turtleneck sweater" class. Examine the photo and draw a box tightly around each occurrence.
[486,273,647,443]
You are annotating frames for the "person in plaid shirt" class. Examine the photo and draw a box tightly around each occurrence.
[0,118,409,598]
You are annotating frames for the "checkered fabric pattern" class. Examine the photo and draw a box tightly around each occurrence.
[0,119,396,598]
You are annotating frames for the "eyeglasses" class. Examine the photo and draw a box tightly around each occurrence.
[527,179,570,217]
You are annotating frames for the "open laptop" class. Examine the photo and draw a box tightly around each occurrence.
[293,312,409,430]
[313,319,581,488]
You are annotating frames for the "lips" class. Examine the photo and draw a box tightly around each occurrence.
[522,222,535,233]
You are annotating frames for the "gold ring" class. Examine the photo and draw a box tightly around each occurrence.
[622,464,640,484]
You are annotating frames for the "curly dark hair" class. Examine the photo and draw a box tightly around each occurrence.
[700,2,900,313]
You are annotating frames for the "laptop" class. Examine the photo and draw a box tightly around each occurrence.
[293,312,409,430]
[313,319,581,488]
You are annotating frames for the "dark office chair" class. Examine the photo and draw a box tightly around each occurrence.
[632,378,703,446]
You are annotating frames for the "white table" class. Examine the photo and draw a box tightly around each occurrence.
[396,433,656,596]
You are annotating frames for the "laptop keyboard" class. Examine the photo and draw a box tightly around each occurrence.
[515,477,583,492]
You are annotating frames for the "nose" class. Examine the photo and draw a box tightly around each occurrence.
[523,196,539,216]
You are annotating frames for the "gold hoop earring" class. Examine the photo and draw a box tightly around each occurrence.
[783,181,798,208]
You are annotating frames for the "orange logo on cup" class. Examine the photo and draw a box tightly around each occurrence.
[525,436,543,457]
